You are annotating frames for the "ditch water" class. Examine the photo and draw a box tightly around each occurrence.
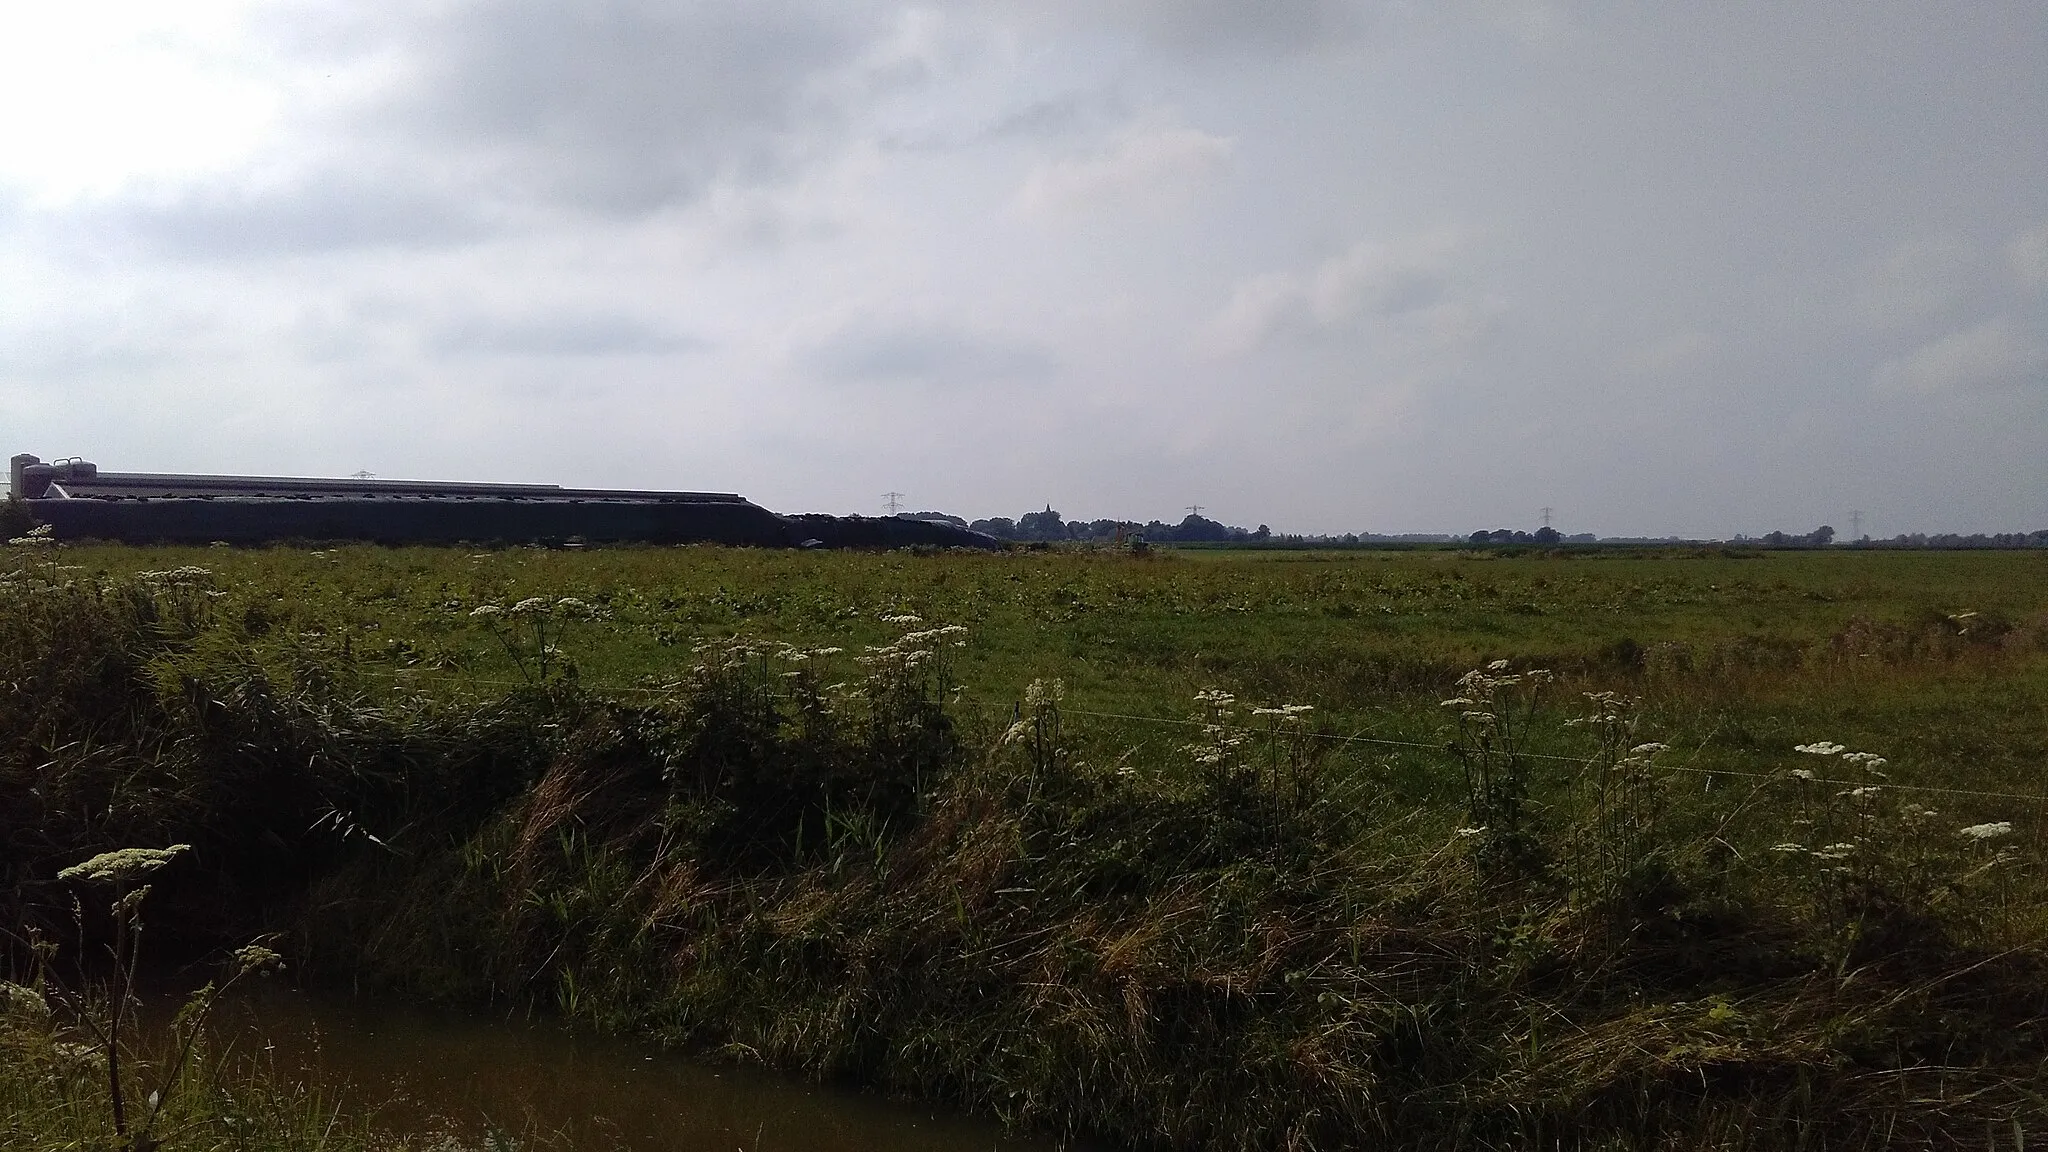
[209,984,1070,1152]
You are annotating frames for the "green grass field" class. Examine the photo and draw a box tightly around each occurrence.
[4,541,2046,1150]
[34,542,2048,799]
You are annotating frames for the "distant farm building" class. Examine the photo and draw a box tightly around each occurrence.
[8,454,997,550]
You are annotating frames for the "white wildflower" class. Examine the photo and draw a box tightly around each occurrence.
[1958,822,2013,841]
[470,605,503,618]
[232,945,285,975]
[1023,679,1065,707]
[58,845,190,885]
[1630,743,1669,755]
[1794,742,1846,756]
[1,982,50,1022]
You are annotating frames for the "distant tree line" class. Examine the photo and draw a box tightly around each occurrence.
[1467,527,1597,546]
[1732,526,1838,547]
[909,507,1272,544]
[1853,531,2048,549]
[1731,526,2048,549]
[903,505,2048,550]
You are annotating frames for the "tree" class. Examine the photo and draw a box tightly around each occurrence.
[1173,514,1232,542]
[1017,506,1066,541]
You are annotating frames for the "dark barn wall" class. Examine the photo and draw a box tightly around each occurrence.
[782,514,1001,551]
[32,498,792,547]
[28,499,1002,550]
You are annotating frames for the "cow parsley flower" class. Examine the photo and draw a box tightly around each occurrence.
[1958,821,2013,841]
[58,845,191,885]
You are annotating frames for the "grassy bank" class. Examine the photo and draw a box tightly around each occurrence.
[0,990,376,1152]
[4,542,2046,1149]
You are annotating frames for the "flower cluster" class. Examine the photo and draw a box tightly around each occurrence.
[57,845,191,886]
[135,566,215,585]
[1187,688,1247,766]
[1444,660,1555,728]
[1959,821,2014,841]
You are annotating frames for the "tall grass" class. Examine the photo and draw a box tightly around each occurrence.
[3,545,2046,1149]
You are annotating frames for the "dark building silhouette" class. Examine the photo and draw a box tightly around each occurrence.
[8,454,997,550]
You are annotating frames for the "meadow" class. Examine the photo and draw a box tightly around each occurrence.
[3,540,2046,1150]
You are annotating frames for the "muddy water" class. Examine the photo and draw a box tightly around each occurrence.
[211,985,1071,1152]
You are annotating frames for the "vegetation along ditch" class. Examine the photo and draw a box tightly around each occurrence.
[4,541,2047,1149]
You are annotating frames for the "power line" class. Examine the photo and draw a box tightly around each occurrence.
[882,491,905,515]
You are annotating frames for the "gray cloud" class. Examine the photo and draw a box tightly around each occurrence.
[97,175,491,258]
[805,321,1054,386]
[1006,0,1372,57]
[381,0,866,216]
[61,1,890,261]
[428,313,705,358]
[3,1,2044,536]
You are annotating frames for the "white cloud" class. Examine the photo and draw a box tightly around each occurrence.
[1873,316,2046,396]
[2011,222,2048,289]
[1205,234,1482,356]
[1015,122,1233,216]
[0,2,282,202]
[1616,329,1714,378]
[1849,233,1976,330]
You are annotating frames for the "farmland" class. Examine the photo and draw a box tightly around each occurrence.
[4,542,2046,1149]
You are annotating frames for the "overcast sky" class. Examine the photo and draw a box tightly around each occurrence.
[2,1,2043,536]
